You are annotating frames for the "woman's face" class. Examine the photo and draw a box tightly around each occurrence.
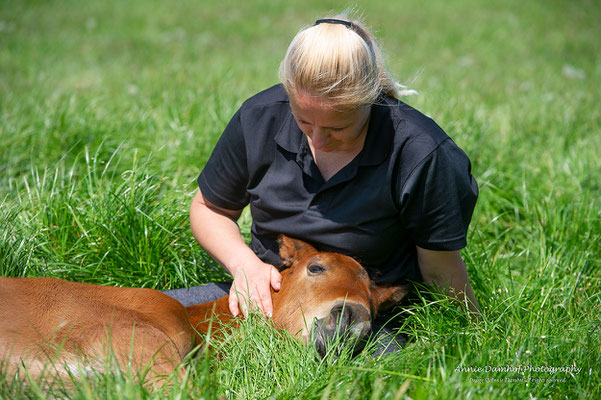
[289,92,371,153]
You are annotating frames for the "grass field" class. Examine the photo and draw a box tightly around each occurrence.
[1,0,600,398]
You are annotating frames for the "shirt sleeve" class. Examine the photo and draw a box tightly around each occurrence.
[197,109,251,210]
[398,138,478,251]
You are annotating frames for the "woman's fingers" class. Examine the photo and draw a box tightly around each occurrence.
[257,283,274,317]
[270,266,282,291]
[228,262,278,317]
[228,285,241,317]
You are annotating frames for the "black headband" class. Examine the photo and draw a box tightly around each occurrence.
[314,18,353,28]
[313,18,375,61]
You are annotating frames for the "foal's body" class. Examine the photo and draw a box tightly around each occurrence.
[0,236,408,387]
[0,278,196,383]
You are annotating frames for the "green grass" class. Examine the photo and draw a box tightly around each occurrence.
[1,0,600,398]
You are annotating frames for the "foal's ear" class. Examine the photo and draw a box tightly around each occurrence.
[278,235,317,267]
[372,284,411,314]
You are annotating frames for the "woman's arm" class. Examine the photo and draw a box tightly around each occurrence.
[416,246,481,320]
[190,189,282,317]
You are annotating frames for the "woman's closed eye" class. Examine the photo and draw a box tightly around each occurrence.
[298,119,346,131]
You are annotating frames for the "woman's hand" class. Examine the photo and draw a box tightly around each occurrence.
[416,246,481,320]
[190,189,282,317]
[228,260,282,317]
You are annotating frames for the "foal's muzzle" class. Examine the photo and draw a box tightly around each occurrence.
[312,302,371,358]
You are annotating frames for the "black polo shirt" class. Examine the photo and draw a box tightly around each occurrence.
[198,84,478,285]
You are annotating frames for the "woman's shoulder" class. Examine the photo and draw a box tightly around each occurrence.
[377,96,468,165]
[233,84,293,144]
[377,96,471,173]
[380,96,450,148]
[240,84,290,112]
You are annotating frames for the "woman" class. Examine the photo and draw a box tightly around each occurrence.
[169,16,480,326]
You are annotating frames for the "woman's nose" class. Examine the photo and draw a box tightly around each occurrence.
[311,128,329,149]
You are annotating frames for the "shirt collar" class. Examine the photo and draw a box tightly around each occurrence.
[358,102,394,166]
[274,111,304,153]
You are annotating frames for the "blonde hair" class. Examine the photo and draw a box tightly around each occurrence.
[279,15,411,110]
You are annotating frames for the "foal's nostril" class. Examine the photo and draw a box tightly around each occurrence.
[329,305,352,329]
[322,303,371,337]
[311,302,372,358]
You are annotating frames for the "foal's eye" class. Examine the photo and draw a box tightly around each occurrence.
[307,263,326,275]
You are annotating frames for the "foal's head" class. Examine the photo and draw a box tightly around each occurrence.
[271,235,408,357]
